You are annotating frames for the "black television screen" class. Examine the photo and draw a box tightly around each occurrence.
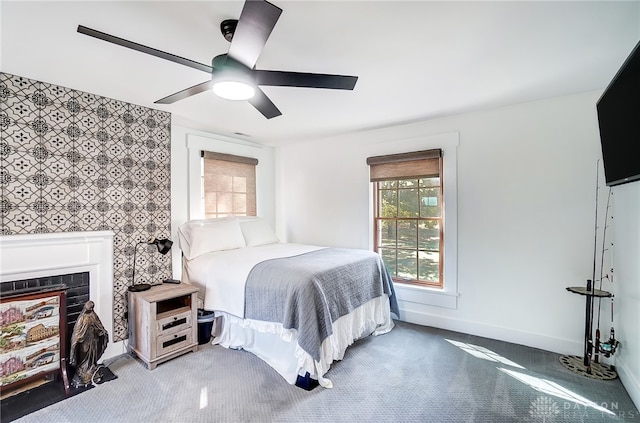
[596,39,640,187]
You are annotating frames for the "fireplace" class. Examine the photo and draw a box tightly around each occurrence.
[0,231,123,360]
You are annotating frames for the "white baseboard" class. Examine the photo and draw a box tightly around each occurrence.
[616,356,640,412]
[399,308,583,356]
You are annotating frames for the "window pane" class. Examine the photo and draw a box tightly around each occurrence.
[398,188,419,218]
[397,249,417,281]
[233,176,247,193]
[419,177,440,188]
[204,192,217,216]
[217,192,232,213]
[380,248,397,278]
[233,193,247,214]
[419,250,439,282]
[418,220,440,250]
[420,187,440,218]
[380,189,397,217]
[397,219,417,249]
[380,180,397,189]
[217,175,232,192]
[379,219,397,248]
[398,179,419,188]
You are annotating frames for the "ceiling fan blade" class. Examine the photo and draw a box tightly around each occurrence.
[77,25,213,74]
[227,0,282,69]
[248,88,282,119]
[154,80,214,104]
[254,70,358,90]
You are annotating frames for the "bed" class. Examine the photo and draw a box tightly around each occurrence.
[177,216,398,388]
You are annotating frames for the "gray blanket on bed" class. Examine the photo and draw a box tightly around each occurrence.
[244,248,397,361]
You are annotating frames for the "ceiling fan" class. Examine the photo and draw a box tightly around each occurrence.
[77,0,358,119]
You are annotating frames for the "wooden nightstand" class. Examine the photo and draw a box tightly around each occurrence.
[127,284,199,369]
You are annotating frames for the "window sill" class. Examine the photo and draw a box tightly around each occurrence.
[393,282,458,309]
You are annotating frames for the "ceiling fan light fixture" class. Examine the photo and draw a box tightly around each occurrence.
[212,80,256,100]
[211,58,256,101]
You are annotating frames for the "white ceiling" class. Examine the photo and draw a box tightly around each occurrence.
[2,1,639,146]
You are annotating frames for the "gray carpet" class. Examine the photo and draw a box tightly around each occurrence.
[12,321,639,422]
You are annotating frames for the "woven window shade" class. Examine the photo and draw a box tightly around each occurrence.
[367,149,442,181]
[201,151,258,218]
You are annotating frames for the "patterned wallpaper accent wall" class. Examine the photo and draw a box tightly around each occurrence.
[0,72,172,341]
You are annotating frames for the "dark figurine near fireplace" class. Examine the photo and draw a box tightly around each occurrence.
[69,301,109,387]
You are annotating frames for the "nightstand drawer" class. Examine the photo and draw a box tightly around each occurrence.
[157,328,193,357]
[157,310,192,336]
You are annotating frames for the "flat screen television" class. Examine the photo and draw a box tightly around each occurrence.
[596,39,640,187]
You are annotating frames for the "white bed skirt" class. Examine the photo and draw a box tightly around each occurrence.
[211,295,394,388]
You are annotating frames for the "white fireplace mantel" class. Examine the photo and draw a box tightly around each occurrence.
[0,231,123,360]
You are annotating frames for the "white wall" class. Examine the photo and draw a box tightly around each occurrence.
[612,182,640,408]
[170,125,275,279]
[276,91,605,357]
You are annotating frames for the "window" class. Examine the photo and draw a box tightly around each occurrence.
[367,149,443,288]
[201,151,258,219]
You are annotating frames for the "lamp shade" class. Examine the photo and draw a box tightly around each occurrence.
[153,238,173,255]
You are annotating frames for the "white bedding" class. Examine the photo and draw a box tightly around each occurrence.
[181,239,395,388]
[182,243,322,317]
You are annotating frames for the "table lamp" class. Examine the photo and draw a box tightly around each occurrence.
[128,237,173,292]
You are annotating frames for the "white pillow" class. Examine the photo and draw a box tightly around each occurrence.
[240,218,280,247]
[179,217,246,259]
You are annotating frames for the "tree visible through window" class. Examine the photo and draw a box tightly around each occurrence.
[201,151,257,219]
[368,150,443,288]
